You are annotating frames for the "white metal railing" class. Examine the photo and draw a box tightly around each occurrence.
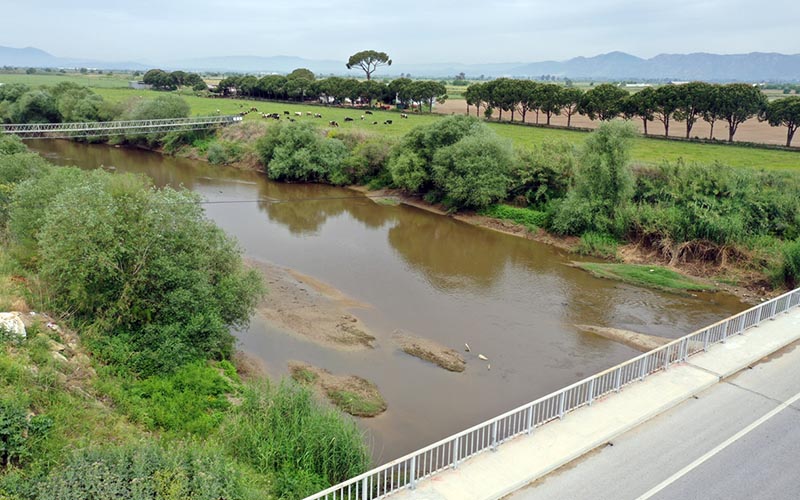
[0,115,242,139]
[305,287,800,500]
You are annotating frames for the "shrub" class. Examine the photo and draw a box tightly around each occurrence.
[112,361,233,435]
[256,122,348,182]
[206,140,245,165]
[11,170,264,375]
[0,137,27,156]
[330,138,394,186]
[0,399,53,468]
[37,442,244,500]
[510,141,576,206]
[222,380,369,492]
[431,131,513,209]
[481,204,547,229]
[781,239,800,287]
[576,232,619,259]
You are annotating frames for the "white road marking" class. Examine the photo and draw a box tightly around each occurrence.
[635,388,800,500]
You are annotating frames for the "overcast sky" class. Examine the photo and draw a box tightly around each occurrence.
[2,0,798,63]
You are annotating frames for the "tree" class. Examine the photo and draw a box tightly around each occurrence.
[358,80,386,107]
[346,50,392,80]
[652,85,681,137]
[142,69,177,91]
[560,87,583,127]
[579,84,628,121]
[516,81,539,123]
[538,83,563,125]
[8,90,59,123]
[388,78,413,108]
[716,83,768,142]
[622,87,655,135]
[407,81,447,112]
[762,96,800,147]
[673,82,713,139]
[288,68,315,81]
[464,83,484,117]
[701,85,723,139]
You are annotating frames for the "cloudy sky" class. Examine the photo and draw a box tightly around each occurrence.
[2,0,798,63]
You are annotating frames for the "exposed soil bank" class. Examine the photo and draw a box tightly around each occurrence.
[288,361,387,417]
[351,187,770,305]
[575,325,672,352]
[246,258,376,349]
[392,330,466,372]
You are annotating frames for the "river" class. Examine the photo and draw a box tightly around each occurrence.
[30,140,745,465]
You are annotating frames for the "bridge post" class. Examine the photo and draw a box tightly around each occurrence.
[703,328,710,351]
[452,436,460,468]
[409,456,416,490]
[721,322,729,344]
[526,405,534,434]
[663,344,671,370]
[587,378,595,406]
[769,300,778,319]
[362,477,368,500]
[557,392,566,419]
[681,337,689,361]
[491,421,498,450]
[614,368,622,392]
[639,357,648,381]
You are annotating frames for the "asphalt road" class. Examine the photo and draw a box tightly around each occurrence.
[507,341,800,500]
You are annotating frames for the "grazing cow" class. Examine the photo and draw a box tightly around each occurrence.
[344,117,354,122]
[250,107,258,112]
[329,120,340,127]
[289,118,296,122]
[283,111,290,115]
[401,113,409,119]
[360,115,365,120]
[314,113,322,118]
[365,110,373,115]
[384,120,393,125]
[306,112,312,116]
[372,121,378,125]
[295,111,302,117]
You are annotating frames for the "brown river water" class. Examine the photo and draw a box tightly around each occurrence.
[30,140,745,465]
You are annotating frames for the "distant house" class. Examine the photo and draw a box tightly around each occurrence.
[129,81,152,90]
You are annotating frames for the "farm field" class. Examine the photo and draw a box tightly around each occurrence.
[0,71,132,88]
[94,87,800,169]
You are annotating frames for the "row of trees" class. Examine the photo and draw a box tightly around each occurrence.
[465,80,800,146]
[214,72,447,111]
[142,68,207,91]
[0,82,115,123]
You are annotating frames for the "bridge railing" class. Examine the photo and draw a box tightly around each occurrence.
[1,115,242,138]
[305,287,800,500]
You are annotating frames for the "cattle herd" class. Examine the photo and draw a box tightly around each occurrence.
[233,103,408,127]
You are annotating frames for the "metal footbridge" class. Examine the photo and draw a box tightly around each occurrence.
[1,115,242,139]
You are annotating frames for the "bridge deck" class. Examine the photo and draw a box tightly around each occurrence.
[390,307,800,500]
[1,115,242,139]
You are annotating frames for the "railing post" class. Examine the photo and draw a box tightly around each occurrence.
[526,405,534,434]
[769,300,778,319]
[587,379,595,406]
[452,437,459,468]
[664,345,671,370]
[702,328,710,351]
[491,421,498,450]
[639,356,648,380]
[721,323,728,344]
[614,368,622,392]
[557,392,566,419]
[362,477,368,500]
[409,456,416,490]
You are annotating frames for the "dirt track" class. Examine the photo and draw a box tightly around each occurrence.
[436,99,796,147]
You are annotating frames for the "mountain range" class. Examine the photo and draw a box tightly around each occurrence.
[1,46,798,82]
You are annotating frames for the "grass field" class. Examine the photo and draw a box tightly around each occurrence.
[0,71,132,88]
[575,263,717,293]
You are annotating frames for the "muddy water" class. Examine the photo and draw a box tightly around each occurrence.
[31,140,746,464]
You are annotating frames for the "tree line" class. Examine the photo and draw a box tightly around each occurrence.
[465,80,800,147]
[214,71,448,111]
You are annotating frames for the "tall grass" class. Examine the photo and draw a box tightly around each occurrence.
[222,380,369,498]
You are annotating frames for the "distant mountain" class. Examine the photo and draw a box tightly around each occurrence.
[0,45,148,71]
[508,51,800,82]
[2,45,799,81]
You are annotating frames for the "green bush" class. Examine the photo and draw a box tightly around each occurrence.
[576,232,619,259]
[481,204,547,229]
[273,468,328,500]
[37,442,245,500]
[207,140,245,165]
[781,239,800,287]
[551,122,636,236]
[256,122,348,182]
[331,138,394,186]
[0,137,27,156]
[510,141,576,206]
[222,380,369,493]
[10,170,264,375]
[111,361,233,435]
[431,131,513,209]
[0,399,53,468]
